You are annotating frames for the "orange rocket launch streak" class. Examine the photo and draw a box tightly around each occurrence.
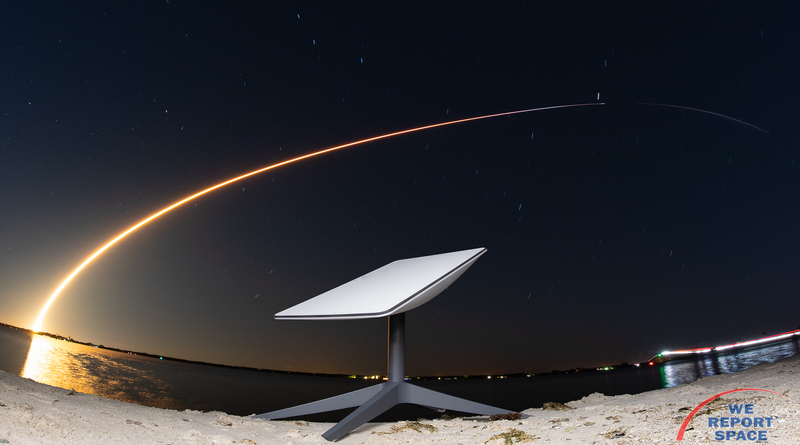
[32,102,603,332]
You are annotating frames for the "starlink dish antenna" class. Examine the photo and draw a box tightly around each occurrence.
[254,247,510,441]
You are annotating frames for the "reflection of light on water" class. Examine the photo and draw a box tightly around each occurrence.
[662,356,718,387]
[661,339,800,388]
[22,335,68,384]
[22,334,120,397]
[21,335,182,410]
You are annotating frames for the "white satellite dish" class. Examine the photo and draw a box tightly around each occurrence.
[255,248,511,441]
[275,247,486,319]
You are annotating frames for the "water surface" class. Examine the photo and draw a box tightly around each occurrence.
[1,325,797,421]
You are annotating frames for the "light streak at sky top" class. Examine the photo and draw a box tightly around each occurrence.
[32,102,603,332]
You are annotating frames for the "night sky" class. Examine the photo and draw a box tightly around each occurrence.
[2,2,800,376]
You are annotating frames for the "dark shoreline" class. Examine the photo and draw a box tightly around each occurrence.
[2,321,641,380]
[8,320,798,382]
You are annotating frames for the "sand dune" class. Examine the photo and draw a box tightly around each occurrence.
[1,353,798,444]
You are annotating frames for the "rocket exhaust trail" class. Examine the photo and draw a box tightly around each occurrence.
[637,103,769,135]
[32,102,603,332]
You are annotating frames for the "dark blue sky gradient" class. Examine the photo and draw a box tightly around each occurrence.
[2,1,799,375]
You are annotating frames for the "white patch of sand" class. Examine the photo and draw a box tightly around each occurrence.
[1,354,798,444]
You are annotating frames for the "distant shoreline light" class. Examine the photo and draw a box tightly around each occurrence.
[650,328,800,364]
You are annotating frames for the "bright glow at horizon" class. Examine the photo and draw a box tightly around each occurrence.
[31,102,603,332]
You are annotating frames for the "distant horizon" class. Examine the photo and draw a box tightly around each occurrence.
[5,320,797,379]
[2,320,639,376]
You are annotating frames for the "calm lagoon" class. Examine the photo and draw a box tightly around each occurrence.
[1,325,797,421]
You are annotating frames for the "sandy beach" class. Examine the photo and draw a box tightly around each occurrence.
[1,354,798,444]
